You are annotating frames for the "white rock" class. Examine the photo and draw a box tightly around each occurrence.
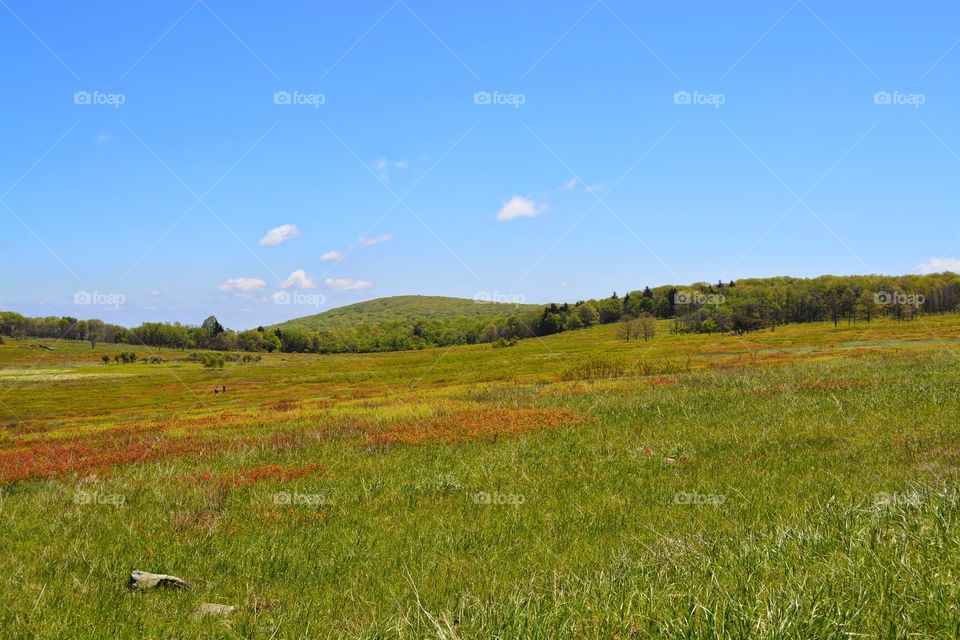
[129,570,190,590]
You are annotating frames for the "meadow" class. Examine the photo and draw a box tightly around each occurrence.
[2,316,960,638]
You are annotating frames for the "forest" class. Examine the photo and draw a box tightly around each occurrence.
[3,272,959,354]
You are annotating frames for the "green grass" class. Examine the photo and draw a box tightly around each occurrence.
[269,294,539,333]
[1,316,960,637]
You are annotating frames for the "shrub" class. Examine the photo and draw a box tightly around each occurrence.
[202,354,225,369]
[101,354,110,364]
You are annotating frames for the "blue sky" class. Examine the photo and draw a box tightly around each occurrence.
[2,1,958,329]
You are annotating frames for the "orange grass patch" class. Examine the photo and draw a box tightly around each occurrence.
[0,434,216,483]
[365,407,583,445]
[214,463,323,488]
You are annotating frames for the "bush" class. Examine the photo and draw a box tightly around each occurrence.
[561,353,626,381]
[101,354,110,364]
[492,337,518,348]
[201,354,225,369]
[114,351,137,364]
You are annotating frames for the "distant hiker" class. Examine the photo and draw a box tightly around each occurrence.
[222,385,227,393]
[214,386,219,395]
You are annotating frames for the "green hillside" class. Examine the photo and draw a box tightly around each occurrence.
[270,295,540,332]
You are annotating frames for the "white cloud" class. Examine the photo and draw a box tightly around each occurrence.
[584,183,608,195]
[371,158,408,183]
[218,277,267,292]
[357,234,392,246]
[918,257,960,274]
[561,178,577,191]
[324,277,373,290]
[496,195,548,221]
[147,290,161,297]
[371,157,408,171]
[320,250,344,261]
[280,269,316,289]
[96,132,113,145]
[258,224,300,246]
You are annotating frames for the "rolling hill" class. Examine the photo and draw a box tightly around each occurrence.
[270,295,541,333]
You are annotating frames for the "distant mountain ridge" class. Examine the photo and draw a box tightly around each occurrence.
[270,295,540,333]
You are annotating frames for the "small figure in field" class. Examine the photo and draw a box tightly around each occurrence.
[222,385,227,393]
[213,386,219,395]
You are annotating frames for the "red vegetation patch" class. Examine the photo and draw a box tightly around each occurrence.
[227,463,323,488]
[0,434,214,483]
[365,407,583,445]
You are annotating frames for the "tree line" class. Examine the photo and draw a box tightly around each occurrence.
[3,272,959,354]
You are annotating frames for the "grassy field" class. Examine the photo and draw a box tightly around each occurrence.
[2,316,960,638]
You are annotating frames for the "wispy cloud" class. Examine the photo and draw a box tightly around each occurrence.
[357,234,392,246]
[320,250,344,261]
[584,183,608,195]
[561,178,577,191]
[259,224,300,246]
[371,157,408,183]
[280,269,316,289]
[371,157,408,171]
[218,277,267,292]
[324,277,373,290]
[496,195,548,221]
[918,257,960,274]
